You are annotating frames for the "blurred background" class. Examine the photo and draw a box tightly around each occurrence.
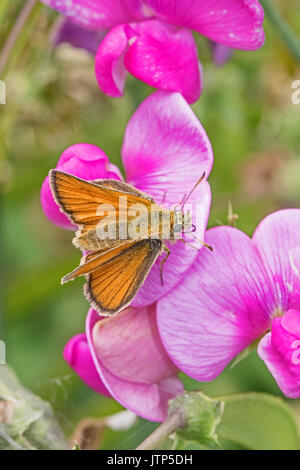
[0,0,300,449]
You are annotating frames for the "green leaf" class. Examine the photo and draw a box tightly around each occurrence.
[216,393,299,450]
[168,391,224,449]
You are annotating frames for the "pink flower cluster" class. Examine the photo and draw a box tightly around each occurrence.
[42,0,265,102]
[41,91,213,421]
[41,0,300,423]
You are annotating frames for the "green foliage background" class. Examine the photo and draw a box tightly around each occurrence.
[1,0,300,449]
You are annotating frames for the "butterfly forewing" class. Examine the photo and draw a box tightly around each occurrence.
[50,170,155,231]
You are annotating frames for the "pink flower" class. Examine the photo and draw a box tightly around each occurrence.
[41,143,122,230]
[42,0,265,103]
[64,305,184,421]
[157,209,300,398]
[41,91,213,306]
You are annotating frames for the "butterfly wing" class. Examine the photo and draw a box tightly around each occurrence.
[79,239,162,315]
[49,170,155,232]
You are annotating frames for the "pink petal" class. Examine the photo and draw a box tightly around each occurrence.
[63,333,111,396]
[253,209,300,314]
[52,18,106,54]
[86,307,183,422]
[95,24,129,97]
[258,309,300,398]
[41,143,122,230]
[127,0,265,50]
[157,226,273,382]
[124,20,202,104]
[41,0,134,30]
[122,91,213,306]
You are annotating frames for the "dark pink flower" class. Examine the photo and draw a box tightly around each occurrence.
[64,306,183,421]
[157,209,300,398]
[42,0,265,102]
[41,90,213,306]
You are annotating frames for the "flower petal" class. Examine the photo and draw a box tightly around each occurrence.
[124,20,202,103]
[253,209,300,314]
[95,24,129,97]
[52,18,106,54]
[63,333,111,396]
[42,0,134,30]
[41,143,122,230]
[258,309,300,398]
[86,307,183,422]
[122,91,213,305]
[127,0,265,50]
[157,226,273,382]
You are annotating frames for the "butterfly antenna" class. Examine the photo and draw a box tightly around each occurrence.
[181,172,206,210]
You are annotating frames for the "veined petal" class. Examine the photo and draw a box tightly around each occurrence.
[86,307,183,422]
[41,0,134,30]
[253,209,300,315]
[63,333,111,396]
[157,226,273,382]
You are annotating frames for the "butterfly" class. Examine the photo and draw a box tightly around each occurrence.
[49,170,207,316]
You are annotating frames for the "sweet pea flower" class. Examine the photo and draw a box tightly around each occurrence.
[41,90,213,307]
[158,209,300,398]
[64,305,184,421]
[52,18,106,55]
[42,0,265,103]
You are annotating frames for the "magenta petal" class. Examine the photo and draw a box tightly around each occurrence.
[124,20,202,103]
[41,143,122,230]
[95,25,129,97]
[123,91,213,305]
[128,0,265,50]
[42,0,134,30]
[63,333,110,396]
[86,307,183,422]
[258,309,300,398]
[157,226,273,382]
[253,209,300,314]
[52,18,106,54]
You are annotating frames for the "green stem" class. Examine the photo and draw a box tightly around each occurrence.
[261,0,300,62]
[136,412,185,450]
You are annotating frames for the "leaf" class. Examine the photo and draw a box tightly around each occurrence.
[216,393,299,450]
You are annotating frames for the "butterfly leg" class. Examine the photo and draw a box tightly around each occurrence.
[160,246,171,286]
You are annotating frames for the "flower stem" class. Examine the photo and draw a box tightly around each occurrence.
[136,412,185,450]
[0,0,37,77]
[260,0,300,62]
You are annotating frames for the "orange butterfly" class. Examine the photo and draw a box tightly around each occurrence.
[50,170,207,316]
